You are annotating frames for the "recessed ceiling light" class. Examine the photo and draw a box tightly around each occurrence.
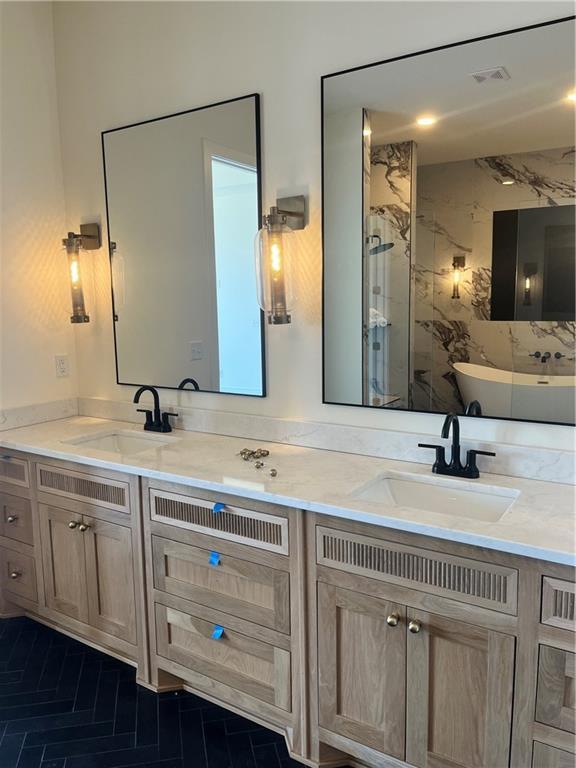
[502,180,515,185]
[566,91,576,103]
[416,115,437,127]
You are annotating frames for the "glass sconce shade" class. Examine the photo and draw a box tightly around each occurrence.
[451,254,466,300]
[522,263,537,306]
[255,209,295,325]
[63,233,90,323]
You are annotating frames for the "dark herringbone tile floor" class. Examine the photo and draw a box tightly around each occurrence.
[0,617,304,768]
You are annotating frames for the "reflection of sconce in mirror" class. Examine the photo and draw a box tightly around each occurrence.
[523,263,537,306]
[255,195,306,325]
[63,223,101,324]
[451,254,466,299]
[110,241,125,321]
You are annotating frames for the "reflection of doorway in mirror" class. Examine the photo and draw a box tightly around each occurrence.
[207,149,262,396]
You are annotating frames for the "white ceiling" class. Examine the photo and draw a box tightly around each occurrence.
[324,18,576,165]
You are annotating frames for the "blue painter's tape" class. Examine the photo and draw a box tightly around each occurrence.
[213,503,225,513]
[209,551,221,567]
[211,625,225,640]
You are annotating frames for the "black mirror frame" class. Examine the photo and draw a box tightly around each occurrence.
[321,16,576,427]
[102,93,266,398]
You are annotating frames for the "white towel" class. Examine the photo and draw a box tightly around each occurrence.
[369,308,390,328]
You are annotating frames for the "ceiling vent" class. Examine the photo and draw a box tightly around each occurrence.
[470,66,511,84]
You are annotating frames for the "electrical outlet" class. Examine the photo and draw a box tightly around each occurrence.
[190,341,204,361]
[55,355,70,378]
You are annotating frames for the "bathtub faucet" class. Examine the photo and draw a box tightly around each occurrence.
[418,413,496,479]
[530,351,551,363]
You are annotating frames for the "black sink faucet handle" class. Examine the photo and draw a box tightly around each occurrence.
[418,443,447,472]
[161,412,179,433]
[465,449,496,479]
[136,409,153,428]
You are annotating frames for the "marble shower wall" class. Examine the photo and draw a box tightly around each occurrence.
[413,146,576,414]
[365,140,416,407]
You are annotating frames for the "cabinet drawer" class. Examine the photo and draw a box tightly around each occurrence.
[317,526,518,615]
[0,492,33,545]
[542,577,576,632]
[536,645,576,734]
[155,602,291,711]
[533,742,575,768]
[150,489,289,555]
[0,547,37,603]
[152,536,290,634]
[0,454,29,488]
[36,464,130,514]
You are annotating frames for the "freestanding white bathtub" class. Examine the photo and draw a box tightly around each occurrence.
[454,362,576,424]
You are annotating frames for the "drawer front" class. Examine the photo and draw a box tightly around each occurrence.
[0,454,29,488]
[317,526,518,615]
[0,492,33,545]
[153,536,290,634]
[536,645,576,735]
[150,489,289,555]
[533,742,575,768]
[542,577,576,632]
[155,602,291,711]
[36,464,130,514]
[1,547,37,603]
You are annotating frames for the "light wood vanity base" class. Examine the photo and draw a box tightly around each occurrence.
[0,450,149,684]
[0,448,574,768]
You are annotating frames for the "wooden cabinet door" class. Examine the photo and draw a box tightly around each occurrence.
[317,582,406,759]
[535,645,575,734]
[84,517,137,644]
[39,504,88,622]
[406,610,515,768]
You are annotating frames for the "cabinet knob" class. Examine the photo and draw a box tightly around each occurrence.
[78,523,90,532]
[6,515,17,524]
[386,613,400,627]
[10,571,20,580]
[211,625,225,640]
[68,521,78,529]
[408,619,422,634]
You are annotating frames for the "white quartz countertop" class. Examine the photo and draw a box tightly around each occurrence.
[0,417,574,566]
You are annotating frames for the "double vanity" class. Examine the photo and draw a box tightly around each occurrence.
[1,10,574,768]
[0,417,573,768]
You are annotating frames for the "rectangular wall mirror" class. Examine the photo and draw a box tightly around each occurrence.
[102,94,265,396]
[322,18,575,425]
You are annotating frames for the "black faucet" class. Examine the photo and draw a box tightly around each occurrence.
[178,378,200,391]
[418,413,495,479]
[133,385,178,433]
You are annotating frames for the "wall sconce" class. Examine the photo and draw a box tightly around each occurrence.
[62,223,101,324]
[255,195,306,325]
[451,254,466,299]
[523,263,537,306]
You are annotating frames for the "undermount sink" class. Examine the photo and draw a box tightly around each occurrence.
[351,471,519,522]
[62,430,179,456]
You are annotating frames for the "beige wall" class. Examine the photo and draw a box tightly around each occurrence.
[3,1,573,450]
[0,2,76,416]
